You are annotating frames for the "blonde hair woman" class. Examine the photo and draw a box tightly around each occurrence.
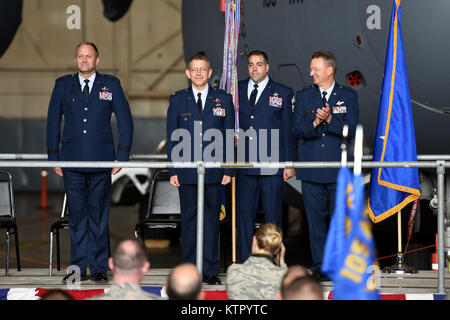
[226,223,287,300]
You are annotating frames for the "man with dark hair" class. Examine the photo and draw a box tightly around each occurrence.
[47,41,133,283]
[89,239,163,300]
[292,50,359,281]
[166,263,204,300]
[236,50,296,262]
[166,52,235,285]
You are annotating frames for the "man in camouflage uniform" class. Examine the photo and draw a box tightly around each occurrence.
[226,237,287,300]
[89,239,163,300]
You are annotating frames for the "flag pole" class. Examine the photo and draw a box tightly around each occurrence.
[383,209,417,274]
[353,125,363,176]
[340,125,349,167]
[232,176,236,263]
[397,210,402,253]
[383,211,418,274]
[219,0,240,264]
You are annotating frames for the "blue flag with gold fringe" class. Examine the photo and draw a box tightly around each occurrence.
[322,167,380,300]
[368,0,420,223]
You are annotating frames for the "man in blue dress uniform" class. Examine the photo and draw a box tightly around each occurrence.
[292,51,359,280]
[236,50,296,263]
[166,53,234,285]
[46,42,133,283]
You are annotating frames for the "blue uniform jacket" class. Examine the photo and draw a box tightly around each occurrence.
[166,86,235,185]
[238,77,296,175]
[46,73,134,170]
[293,83,359,183]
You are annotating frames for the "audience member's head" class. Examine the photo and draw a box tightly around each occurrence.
[277,265,309,299]
[40,289,74,300]
[109,238,150,284]
[252,223,283,256]
[166,263,204,300]
[282,276,324,300]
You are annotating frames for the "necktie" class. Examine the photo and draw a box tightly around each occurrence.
[249,84,258,110]
[197,92,202,114]
[322,91,328,107]
[82,79,90,102]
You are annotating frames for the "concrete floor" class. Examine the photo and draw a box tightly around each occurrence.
[0,191,184,271]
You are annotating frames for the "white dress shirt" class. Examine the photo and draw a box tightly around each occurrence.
[192,85,209,110]
[247,76,269,105]
[319,81,335,103]
[79,73,96,94]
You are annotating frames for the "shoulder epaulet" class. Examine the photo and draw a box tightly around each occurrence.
[56,74,73,82]
[101,74,119,82]
[299,85,315,92]
[213,87,229,96]
[171,89,187,97]
[338,84,356,93]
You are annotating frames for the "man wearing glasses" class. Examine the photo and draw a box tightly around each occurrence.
[166,52,235,285]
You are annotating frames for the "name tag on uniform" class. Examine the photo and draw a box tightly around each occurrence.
[269,93,282,108]
[332,106,347,114]
[213,107,226,117]
[99,90,112,101]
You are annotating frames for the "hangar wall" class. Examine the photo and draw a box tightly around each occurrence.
[0,0,187,190]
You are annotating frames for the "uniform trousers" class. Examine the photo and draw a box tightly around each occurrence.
[301,180,336,272]
[63,170,111,275]
[178,183,223,277]
[237,174,285,262]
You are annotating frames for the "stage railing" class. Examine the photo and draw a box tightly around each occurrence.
[0,155,448,294]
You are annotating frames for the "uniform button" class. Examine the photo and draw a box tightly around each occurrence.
[322,133,325,137]
[83,118,87,122]
[199,133,202,136]
[321,144,325,148]
[251,116,254,119]
[249,126,253,129]
[199,121,202,125]
[84,107,88,111]
[200,144,202,147]
[249,137,253,140]
[83,130,87,134]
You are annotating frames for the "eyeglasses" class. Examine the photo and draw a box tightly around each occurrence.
[189,68,209,74]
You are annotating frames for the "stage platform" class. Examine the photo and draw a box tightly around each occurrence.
[0,268,448,296]
[0,192,448,299]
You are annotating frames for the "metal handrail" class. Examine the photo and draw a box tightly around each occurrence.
[0,160,449,169]
[0,156,447,294]
[1,153,450,161]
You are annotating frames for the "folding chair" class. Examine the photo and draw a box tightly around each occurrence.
[49,194,69,276]
[134,170,181,239]
[49,194,112,276]
[0,170,21,275]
